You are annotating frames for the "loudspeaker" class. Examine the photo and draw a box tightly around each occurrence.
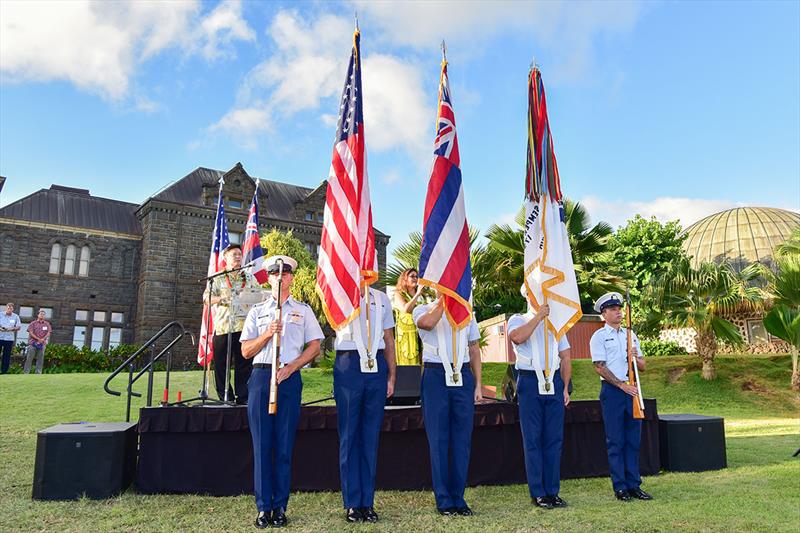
[33,422,138,500]
[658,414,727,472]
[386,365,421,406]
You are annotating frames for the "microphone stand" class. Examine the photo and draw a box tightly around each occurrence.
[177,262,256,407]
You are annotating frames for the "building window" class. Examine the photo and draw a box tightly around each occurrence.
[228,198,243,209]
[304,242,314,254]
[229,231,241,245]
[19,306,34,319]
[17,324,29,344]
[305,211,314,221]
[317,213,324,223]
[109,328,122,349]
[73,326,87,348]
[64,244,76,275]
[111,312,124,323]
[75,309,89,321]
[78,246,90,277]
[747,320,769,344]
[49,244,62,274]
[93,311,106,322]
[91,326,105,350]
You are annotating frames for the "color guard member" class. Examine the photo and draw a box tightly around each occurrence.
[241,255,324,528]
[589,292,652,502]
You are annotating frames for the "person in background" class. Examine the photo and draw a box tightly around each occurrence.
[0,303,21,374]
[24,309,52,374]
[392,268,424,365]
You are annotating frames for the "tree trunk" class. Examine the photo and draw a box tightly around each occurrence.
[791,348,800,392]
[695,331,718,381]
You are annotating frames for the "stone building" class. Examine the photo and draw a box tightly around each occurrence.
[660,206,799,353]
[0,163,389,363]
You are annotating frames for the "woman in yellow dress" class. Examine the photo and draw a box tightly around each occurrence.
[393,268,424,366]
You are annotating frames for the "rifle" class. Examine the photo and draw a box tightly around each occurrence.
[626,289,645,419]
[268,259,284,415]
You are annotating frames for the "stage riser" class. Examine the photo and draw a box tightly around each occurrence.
[137,401,660,495]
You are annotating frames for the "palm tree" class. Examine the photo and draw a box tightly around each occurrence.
[646,258,766,380]
[775,228,800,258]
[484,199,623,307]
[763,250,800,389]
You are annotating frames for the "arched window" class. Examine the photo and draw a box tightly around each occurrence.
[49,243,62,274]
[64,244,76,275]
[78,246,90,277]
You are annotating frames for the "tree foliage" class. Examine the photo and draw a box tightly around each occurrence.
[260,229,327,329]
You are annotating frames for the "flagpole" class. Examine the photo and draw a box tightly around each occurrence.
[203,176,225,398]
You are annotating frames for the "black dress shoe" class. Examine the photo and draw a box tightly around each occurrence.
[345,507,363,522]
[254,511,271,529]
[629,488,653,500]
[361,507,379,522]
[615,489,631,502]
[547,495,568,508]
[456,505,474,516]
[533,497,554,509]
[437,507,457,516]
[271,508,287,527]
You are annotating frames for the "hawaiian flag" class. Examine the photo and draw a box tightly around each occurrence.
[522,67,582,341]
[317,27,378,331]
[418,56,472,329]
[242,183,268,284]
[197,185,229,366]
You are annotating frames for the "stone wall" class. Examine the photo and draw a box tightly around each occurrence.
[0,221,140,348]
[660,311,786,354]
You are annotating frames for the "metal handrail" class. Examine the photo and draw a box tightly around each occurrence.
[103,321,195,421]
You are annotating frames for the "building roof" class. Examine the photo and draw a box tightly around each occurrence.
[682,207,800,269]
[0,185,141,235]
[150,166,315,220]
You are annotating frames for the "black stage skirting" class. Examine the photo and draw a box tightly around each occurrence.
[137,399,659,495]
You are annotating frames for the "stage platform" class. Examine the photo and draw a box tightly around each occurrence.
[136,399,660,495]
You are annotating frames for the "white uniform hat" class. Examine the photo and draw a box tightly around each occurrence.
[594,292,624,313]
[264,255,298,274]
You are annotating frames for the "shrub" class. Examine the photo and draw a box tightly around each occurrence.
[10,343,143,373]
[639,338,687,357]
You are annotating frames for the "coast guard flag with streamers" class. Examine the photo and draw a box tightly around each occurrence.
[316,28,378,331]
[418,58,472,329]
[197,190,229,366]
[522,67,582,341]
[242,185,268,284]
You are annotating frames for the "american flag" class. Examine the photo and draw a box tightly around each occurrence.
[242,183,268,284]
[197,184,229,366]
[418,57,472,330]
[317,28,378,331]
[522,66,582,341]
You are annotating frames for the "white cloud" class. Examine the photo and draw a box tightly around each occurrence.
[352,0,643,82]
[0,0,254,100]
[381,169,402,186]
[210,105,272,149]
[580,195,741,230]
[212,10,433,158]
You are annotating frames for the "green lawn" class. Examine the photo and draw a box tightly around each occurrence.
[1,356,799,532]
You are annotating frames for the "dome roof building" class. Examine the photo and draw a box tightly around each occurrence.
[682,207,799,270]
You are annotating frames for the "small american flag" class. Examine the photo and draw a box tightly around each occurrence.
[198,184,229,366]
[419,57,472,329]
[317,27,378,331]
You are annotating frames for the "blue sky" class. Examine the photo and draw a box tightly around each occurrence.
[1,0,798,257]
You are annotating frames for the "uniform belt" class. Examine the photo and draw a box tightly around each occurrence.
[518,368,560,377]
[336,349,385,356]
[252,363,272,369]
[423,362,471,369]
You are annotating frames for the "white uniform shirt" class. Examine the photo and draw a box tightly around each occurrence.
[589,323,644,382]
[507,313,570,372]
[0,312,20,342]
[240,296,324,365]
[334,289,395,351]
[413,303,480,364]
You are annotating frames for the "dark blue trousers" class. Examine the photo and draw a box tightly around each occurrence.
[421,365,475,510]
[600,381,642,491]
[0,340,12,373]
[247,367,302,512]
[333,350,387,509]
[517,370,565,498]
